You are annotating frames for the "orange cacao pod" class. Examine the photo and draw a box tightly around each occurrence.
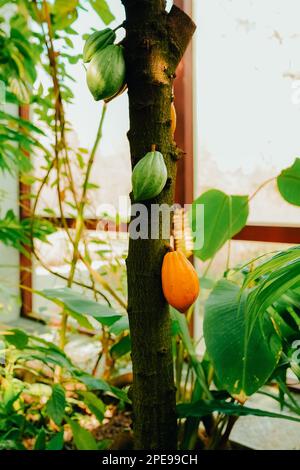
[171,102,177,135]
[161,250,200,313]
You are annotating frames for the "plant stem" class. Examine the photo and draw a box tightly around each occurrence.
[82,257,127,309]
[67,104,107,286]
[226,239,231,272]
[58,105,108,359]
[203,256,215,278]
[218,415,239,449]
[247,177,276,204]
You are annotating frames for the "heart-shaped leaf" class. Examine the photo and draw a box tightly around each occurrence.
[204,280,282,401]
[277,158,300,206]
[190,189,249,261]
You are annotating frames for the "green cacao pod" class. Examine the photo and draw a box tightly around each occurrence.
[86,45,126,101]
[83,28,116,63]
[132,151,168,202]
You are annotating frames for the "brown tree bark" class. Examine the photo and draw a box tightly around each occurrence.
[122,0,195,449]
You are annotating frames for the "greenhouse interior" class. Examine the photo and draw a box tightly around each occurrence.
[0,0,300,454]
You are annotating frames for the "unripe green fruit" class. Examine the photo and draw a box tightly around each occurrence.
[83,28,116,63]
[132,151,168,202]
[86,45,125,101]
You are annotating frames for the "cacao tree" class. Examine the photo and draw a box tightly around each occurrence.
[121,0,195,449]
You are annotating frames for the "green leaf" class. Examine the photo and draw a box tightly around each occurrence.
[171,309,211,398]
[246,257,300,327]
[243,246,300,288]
[34,429,46,450]
[110,335,131,359]
[204,280,282,400]
[41,287,122,326]
[8,77,30,103]
[75,372,111,392]
[76,372,130,403]
[199,277,216,290]
[46,431,64,450]
[277,158,300,206]
[109,316,129,335]
[66,418,98,450]
[4,329,28,349]
[3,381,23,411]
[0,440,21,450]
[191,189,249,261]
[0,209,54,254]
[53,0,78,15]
[0,110,45,135]
[66,309,94,330]
[254,265,300,314]
[26,335,130,403]
[80,391,105,423]
[46,384,66,425]
[177,399,300,423]
[26,337,75,371]
[53,0,79,30]
[88,0,115,24]
[97,439,113,450]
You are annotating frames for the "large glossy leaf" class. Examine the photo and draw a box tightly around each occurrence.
[243,245,300,287]
[204,280,282,401]
[41,287,122,326]
[277,158,300,206]
[244,251,300,336]
[177,399,300,423]
[191,189,249,261]
[247,259,300,324]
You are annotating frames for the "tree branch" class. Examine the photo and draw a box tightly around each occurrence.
[167,5,196,66]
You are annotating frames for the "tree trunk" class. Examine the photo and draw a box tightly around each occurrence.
[122,0,195,449]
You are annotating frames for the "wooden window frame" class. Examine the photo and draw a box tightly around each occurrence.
[19,0,300,317]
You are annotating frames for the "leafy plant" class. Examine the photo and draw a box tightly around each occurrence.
[0,0,300,452]
[0,328,129,450]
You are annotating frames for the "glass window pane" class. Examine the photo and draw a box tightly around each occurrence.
[33,2,131,219]
[32,230,128,322]
[194,0,300,225]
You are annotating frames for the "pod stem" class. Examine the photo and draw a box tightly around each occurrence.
[165,237,175,252]
[113,23,125,32]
